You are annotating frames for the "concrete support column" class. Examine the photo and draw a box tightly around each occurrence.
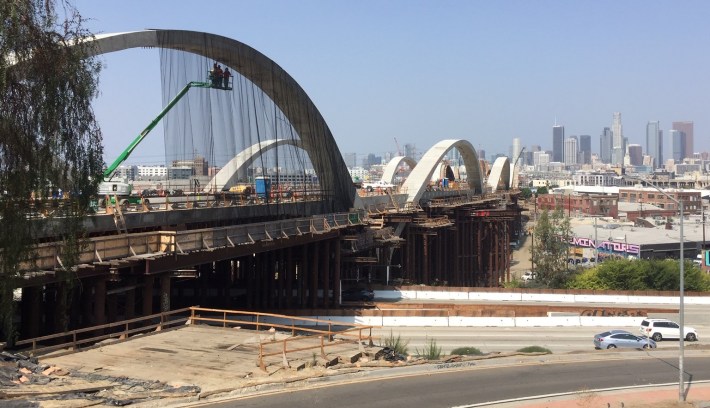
[333,239,341,307]
[20,286,42,339]
[143,275,154,316]
[277,249,285,310]
[286,248,294,310]
[310,243,319,309]
[322,240,330,308]
[422,234,429,285]
[94,278,107,327]
[125,278,136,320]
[160,274,171,312]
[299,245,308,308]
[106,287,118,324]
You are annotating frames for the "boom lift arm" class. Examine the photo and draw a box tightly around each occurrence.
[103,80,221,180]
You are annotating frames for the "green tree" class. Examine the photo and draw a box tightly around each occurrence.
[520,187,533,200]
[536,186,549,195]
[531,208,572,287]
[566,259,710,292]
[0,0,103,344]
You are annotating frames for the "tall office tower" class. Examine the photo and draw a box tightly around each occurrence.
[645,121,663,168]
[612,112,624,165]
[627,144,643,166]
[511,137,522,166]
[579,135,592,164]
[478,149,486,161]
[672,121,694,160]
[564,137,578,165]
[343,153,357,168]
[671,130,686,162]
[600,127,613,163]
[552,125,564,162]
[404,143,417,160]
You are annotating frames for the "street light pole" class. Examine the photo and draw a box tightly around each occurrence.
[629,176,685,402]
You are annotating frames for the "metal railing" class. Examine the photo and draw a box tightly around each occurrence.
[15,307,193,357]
[187,307,374,371]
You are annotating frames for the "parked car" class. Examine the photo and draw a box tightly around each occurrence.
[639,318,698,342]
[594,330,657,349]
[520,271,535,281]
[341,287,374,302]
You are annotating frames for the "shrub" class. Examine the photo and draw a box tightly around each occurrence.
[517,346,551,354]
[415,337,442,360]
[450,346,483,356]
[382,330,409,356]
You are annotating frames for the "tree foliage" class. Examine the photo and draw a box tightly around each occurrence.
[566,259,710,292]
[531,208,572,287]
[0,0,103,343]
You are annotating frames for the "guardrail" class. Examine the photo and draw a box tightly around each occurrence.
[188,307,374,371]
[15,307,193,357]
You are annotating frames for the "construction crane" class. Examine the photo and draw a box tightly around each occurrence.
[394,137,403,156]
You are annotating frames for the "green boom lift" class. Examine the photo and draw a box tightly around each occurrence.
[99,78,231,209]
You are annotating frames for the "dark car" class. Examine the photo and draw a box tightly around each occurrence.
[341,287,374,302]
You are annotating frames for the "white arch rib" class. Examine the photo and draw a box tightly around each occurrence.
[400,139,483,204]
[203,139,301,193]
[487,157,511,193]
[381,156,417,185]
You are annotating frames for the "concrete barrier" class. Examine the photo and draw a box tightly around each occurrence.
[521,293,575,302]
[468,291,521,301]
[382,316,449,327]
[579,316,645,327]
[574,294,630,303]
[449,316,516,327]
[515,316,581,327]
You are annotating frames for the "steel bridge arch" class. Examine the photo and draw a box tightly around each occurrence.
[381,156,417,185]
[400,139,483,204]
[203,139,302,193]
[487,157,511,193]
[87,30,356,212]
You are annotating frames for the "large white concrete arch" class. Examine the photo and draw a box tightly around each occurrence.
[203,139,301,193]
[86,30,356,212]
[487,157,511,193]
[400,139,483,204]
[381,156,417,185]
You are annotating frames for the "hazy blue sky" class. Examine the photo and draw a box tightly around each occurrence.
[74,0,710,164]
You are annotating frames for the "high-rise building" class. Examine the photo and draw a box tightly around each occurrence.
[600,127,613,163]
[343,153,357,169]
[627,144,643,166]
[552,125,564,162]
[478,149,486,161]
[564,137,578,166]
[646,121,662,168]
[612,112,623,166]
[511,137,522,167]
[671,130,686,162]
[672,121,694,160]
[579,135,591,165]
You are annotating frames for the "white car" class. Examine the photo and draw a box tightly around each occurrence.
[639,318,698,342]
[362,180,396,192]
[520,271,535,281]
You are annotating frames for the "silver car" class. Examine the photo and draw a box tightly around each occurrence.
[594,330,657,349]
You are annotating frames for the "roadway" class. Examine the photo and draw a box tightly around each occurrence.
[198,354,710,408]
[371,304,709,354]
